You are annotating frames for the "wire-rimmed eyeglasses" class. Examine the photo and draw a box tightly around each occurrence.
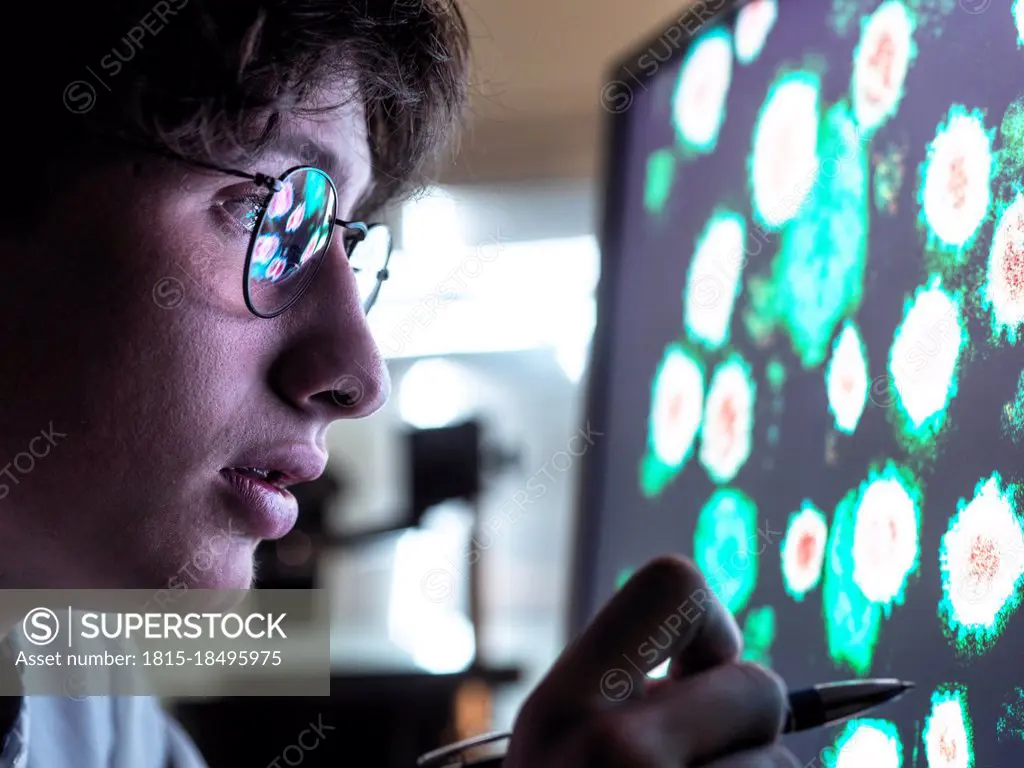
[118,138,392,319]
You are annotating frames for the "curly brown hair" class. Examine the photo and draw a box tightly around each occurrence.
[17,0,469,219]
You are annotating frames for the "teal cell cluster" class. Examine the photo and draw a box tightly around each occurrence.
[740,606,776,667]
[694,489,760,615]
[644,149,676,215]
[822,487,882,675]
[615,568,634,590]
[997,687,1024,741]
[1001,371,1024,443]
[772,101,870,368]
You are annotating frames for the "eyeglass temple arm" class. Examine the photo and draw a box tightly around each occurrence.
[416,731,511,767]
[99,132,285,191]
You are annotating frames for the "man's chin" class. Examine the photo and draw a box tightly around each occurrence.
[133,536,258,592]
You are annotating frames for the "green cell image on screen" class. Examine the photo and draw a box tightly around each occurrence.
[825,321,870,435]
[684,210,747,350]
[771,100,870,369]
[1002,371,1024,444]
[699,354,756,484]
[781,501,828,601]
[740,605,776,667]
[994,99,1024,207]
[982,191,1024,345]
[874,142,908,215]
[939,472,1024,656]
[850,0,916,136]
[887,275,967,452]
[824,718,903,767]
[918,104,994,262]
[734,0,777,65]
[766,358,787,392]
[850,462,922,611]
[923,684,975,767]
[644,149,675,215]
[694,488,759,615]
[1015,0,1024,47]
[615,568,634,590]
[749,69,822,231]
[672,27,733,154]
[823,487,882,675]
[639,344,706,498]
[997,687,1024,742]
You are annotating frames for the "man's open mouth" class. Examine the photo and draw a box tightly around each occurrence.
[225,467,290,493]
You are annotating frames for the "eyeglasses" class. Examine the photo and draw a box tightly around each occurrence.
[233,165,392,318]
[117,137,392,319]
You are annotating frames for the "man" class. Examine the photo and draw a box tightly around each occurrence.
[0,1,797,765]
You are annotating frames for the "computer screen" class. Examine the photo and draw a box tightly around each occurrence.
[575,0,1024,763]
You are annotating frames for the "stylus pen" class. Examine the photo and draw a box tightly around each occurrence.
[782,678,914,732]
[416,678,915,767]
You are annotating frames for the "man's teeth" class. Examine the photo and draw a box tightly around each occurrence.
[240,467,271,479]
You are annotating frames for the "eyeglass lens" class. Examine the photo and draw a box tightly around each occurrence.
[245,167,392,318]
[246,167,336,317]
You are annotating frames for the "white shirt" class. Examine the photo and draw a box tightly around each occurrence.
[0,695,206,767]
[0,631,207,768]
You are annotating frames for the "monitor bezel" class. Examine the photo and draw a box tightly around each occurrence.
[568,0,754,637]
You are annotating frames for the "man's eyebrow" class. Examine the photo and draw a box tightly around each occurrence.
[266,135,350,190]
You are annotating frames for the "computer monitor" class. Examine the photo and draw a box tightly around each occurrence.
[574,0,1024,763]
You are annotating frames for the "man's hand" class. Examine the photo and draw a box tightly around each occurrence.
[504,556,799,767]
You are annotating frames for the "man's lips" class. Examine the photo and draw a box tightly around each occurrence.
[223,445,328,490]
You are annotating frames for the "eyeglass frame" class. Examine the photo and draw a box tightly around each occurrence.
[416,730,510,767]
[108,136,393,319]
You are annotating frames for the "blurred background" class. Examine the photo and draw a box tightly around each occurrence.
[172,0,694,763]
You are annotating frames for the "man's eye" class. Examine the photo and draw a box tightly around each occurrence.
[221,193,266,234]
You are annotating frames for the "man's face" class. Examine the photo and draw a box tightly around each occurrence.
[0,92,389,589]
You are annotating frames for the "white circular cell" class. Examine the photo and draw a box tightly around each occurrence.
[852,476,919,605]
[986,193,1024,332]
[735,0,777,64]
[699,358,755,483]
[1015,0,1024,46]
[650,348,706,468]
[673,29,733,152]
[827,324,870,434]
[834,722,902,768]
[943,476,1024,627]
[782,504,828,596]
[889,284,964,429]
[852,1,915,132]
[751,74,820,229]
[685,212,746,349]
[922,110,993,249]
[924,695,970,768]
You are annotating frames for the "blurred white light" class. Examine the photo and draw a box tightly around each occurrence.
[387,527,475,674]
[370,235,600,359]
[401,187,463,258]
[398,358,474,428]
[553,296,597,383]
[555,342,591,384]
[410,613,476,674]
